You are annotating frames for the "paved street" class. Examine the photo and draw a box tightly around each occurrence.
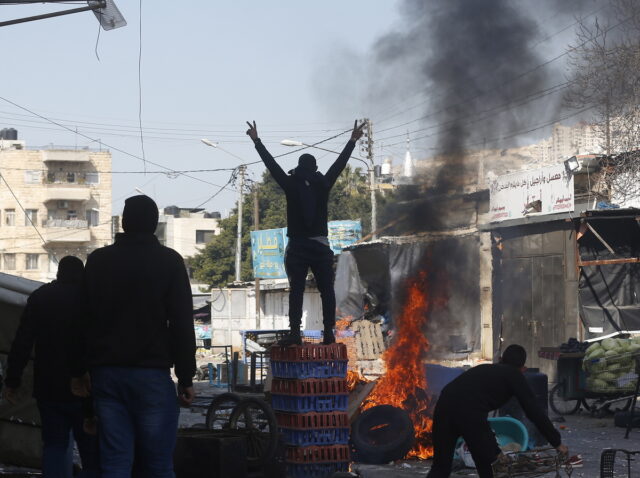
[181,384,640,477]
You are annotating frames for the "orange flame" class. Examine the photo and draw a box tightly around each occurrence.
[361,271,434,459]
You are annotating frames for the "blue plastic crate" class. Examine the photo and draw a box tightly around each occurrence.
[286,461,349,478]
[272,394,348,413]
[280,427,350,446]
[270,360,348,379]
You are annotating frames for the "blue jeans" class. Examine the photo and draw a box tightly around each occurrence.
[37,400,100,478]
[91,367,179,478]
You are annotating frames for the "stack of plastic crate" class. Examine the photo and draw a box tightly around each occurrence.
[270,343,350,478]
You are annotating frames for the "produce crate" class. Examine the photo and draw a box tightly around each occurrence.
[277,411,350,447]
[270,360,348,379]
[280,427,350,447]
[270,343,348,362]
[583,338,640,393]
[276,411,349,429]
[286,444,350,463]
[272,394,348,413]
[271,378,348,396]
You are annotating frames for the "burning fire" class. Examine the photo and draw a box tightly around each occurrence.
[361,271,435,459]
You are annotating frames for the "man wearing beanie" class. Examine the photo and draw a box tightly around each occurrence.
[426,344,568,477]
[4,256,99,478]
[246,120,365,345]
[72,195,196,477]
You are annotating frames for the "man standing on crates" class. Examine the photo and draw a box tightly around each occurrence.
[246,120,365,346]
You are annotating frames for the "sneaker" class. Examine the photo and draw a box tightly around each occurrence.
[277,330,302,346]
[323,328,335,345]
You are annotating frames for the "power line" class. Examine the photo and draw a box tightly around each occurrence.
[138,0,146,173]
[0,95,235,192]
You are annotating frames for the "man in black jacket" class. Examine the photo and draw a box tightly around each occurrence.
[246,120,365,345]
[426,344,568,478]
[3,256,99,478]
[73,195,196,477]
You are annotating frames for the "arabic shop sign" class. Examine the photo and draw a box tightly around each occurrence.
[489,164,574,222]
[251,228,288,279]
[250,220,363,279]
[328,220,362,254]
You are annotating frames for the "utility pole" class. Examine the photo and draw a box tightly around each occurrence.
[363,118,377,240]
[234,165,246,283]
[253,185,261,328]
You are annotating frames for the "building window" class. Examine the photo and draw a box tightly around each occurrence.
[85,172,100,184]
[66,172,75,183]
[195,230,216,244]
[86,209,99,227]
[67,210,77,220]
[3,254,15,270]
[25,209,37,226]
[48,254,58,273]
[5,209,15,226]
[24,170,41,184]
[47,171,56,183]
[26,254,39,270]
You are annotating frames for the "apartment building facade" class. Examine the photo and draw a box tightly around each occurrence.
[155,205,220,259]
[0,134,112,281]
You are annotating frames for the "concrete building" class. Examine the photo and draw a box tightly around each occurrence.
[155,205,221,259]
[0,133,112,282]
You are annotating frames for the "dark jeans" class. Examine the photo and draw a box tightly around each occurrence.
[426,401,501,478]
[37,400,99,478]
[285,238,335,330]
[91,367,179,478]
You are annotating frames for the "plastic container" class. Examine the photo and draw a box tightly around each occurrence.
[271,378,348,396]
[455,417,529,457]
[271,394,348,413]
[286,444,350,463]
[280,427,350,447]
[271,343,348,362]
[270,360,348,379]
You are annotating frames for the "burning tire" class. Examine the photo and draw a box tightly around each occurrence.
[351,405,414,464]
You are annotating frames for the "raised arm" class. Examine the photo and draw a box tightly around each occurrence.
[325,120,366,188]
[512,372,563,449]
[246,121,288,189]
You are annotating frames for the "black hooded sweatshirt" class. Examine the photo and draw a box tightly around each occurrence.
[5,278,83,401]
[75,195,196,387]
[253,138,356,238]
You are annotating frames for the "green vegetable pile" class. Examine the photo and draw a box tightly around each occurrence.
[583,337,640,393]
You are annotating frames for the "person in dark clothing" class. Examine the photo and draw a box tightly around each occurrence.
[71,194,196,478]
[426,344,568,478]
[246,120,365,345]
[3,256,99,478]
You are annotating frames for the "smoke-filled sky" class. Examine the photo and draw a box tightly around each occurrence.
[1,1,613,213]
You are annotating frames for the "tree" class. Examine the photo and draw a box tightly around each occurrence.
[188,165,388,288]
[565,0,640,200]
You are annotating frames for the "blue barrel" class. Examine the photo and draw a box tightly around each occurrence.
[424,364,465,398]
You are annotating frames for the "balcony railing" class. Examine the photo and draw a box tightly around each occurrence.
[45,219,88,229]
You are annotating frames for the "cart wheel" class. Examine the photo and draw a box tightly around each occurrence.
[205,392,242,430]
[549,383,581,415]
[580,397,598,413]
[228,397,278,468]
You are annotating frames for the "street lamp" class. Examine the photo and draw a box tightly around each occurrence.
[201,138,246,283]
[281,139,377,240]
